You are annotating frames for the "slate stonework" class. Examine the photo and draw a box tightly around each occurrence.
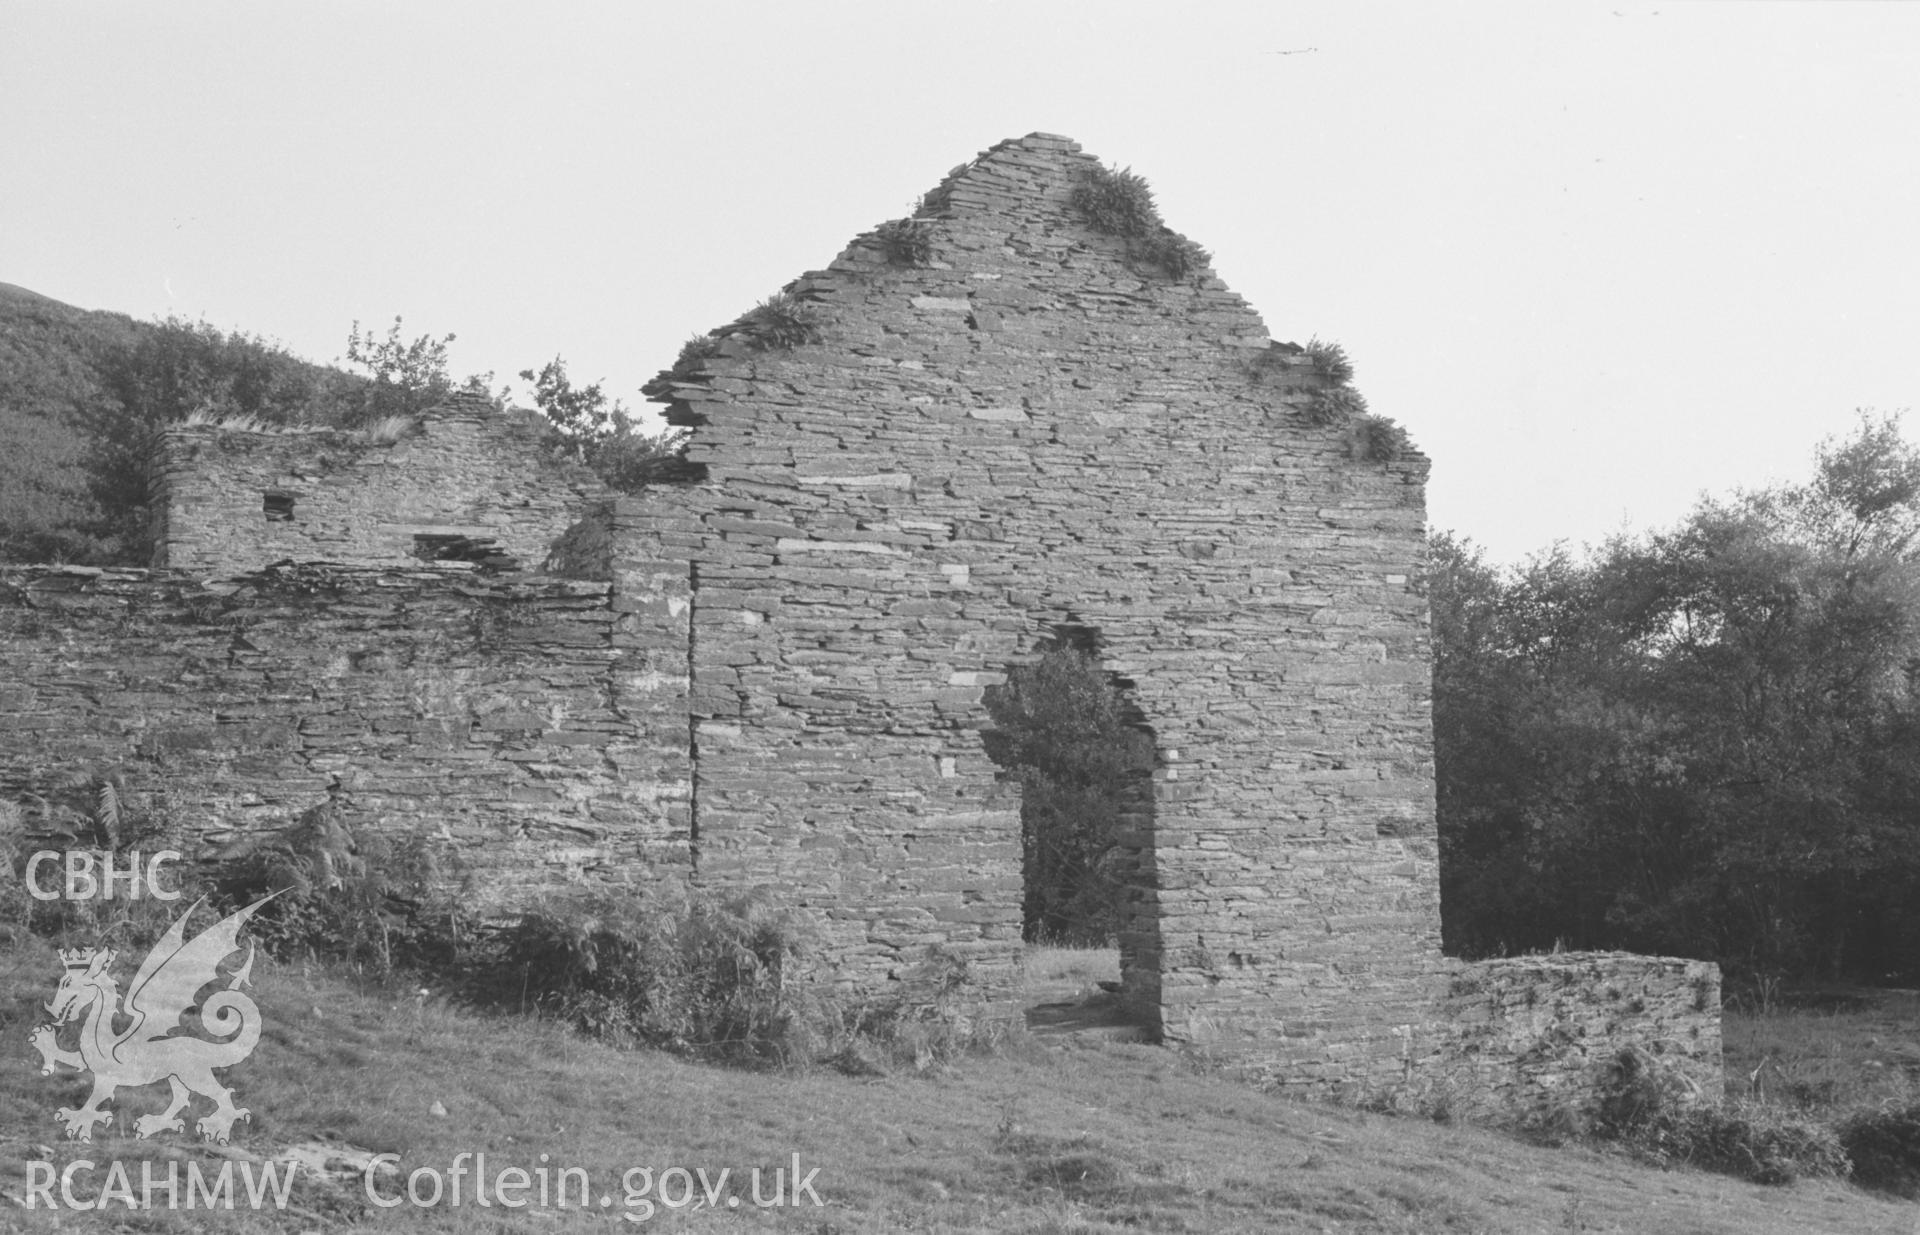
[642,132,1441,1062]
[0,132,1721,1112]
[149,394,608,574]
[0,563,690,904]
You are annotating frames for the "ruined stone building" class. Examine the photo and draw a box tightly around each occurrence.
[0,134,1719,1112]
[149,399,608,572]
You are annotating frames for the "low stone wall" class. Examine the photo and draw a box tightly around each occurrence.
[149,396,607,574]
[0,563,689,908]
[1435,952,1723,1118]
[1231,950,1723,1114]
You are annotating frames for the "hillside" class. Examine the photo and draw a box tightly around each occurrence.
[0,284,365,564]
[0,284,142,562]
[0,933,1913,1233]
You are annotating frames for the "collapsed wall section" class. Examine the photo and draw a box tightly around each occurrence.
[149,394,607,575]
[0,563,689,906]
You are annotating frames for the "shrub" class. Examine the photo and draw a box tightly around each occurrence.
[1590,1045,1700,1138]
[1304,337,1355,386]
[1069,163,1209,282]
[0,777,201,946]
[479,887,826,1065]
[826,946,1013,1072]
[589,426,696,492]
[1353,413,1412,462]
[209,804,460,975]
[1840,1101,1920,1197]
[1303,385,1369,427]
[1272,337,1402,456]
[1649,1104,1852,1185]
[470,893,1012,1072]
[1513,1095,1584,1147]
[874,218,936,267]
[736,293,823,351]
[1296,337,1371,428]
[1070,164,1160,238]
[1588,1047,1851,1185]
[1127,231,1210,280]
[673,332,722,370]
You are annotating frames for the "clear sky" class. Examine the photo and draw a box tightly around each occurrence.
[4,2,1916,564]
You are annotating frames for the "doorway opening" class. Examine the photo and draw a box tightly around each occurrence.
[983,625,1160,1039]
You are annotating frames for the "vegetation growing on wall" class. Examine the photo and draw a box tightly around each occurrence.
[1069,163,1210,281]
[341,316,489,427]
[735,291,825,350]
[641,292,827,429]
[1353,411,1413,461]
[874,217,937,267]
[673,332,723,370]
[520,355,690,492]
[1255,336,1413,462]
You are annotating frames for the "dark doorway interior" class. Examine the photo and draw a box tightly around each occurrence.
[985,625,1162,1039]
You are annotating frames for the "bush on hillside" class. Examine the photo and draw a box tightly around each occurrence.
[208,804,461,976]
[1588,1047,1850,1185]
[0,777,199,947]
[466,889,1010,1071]
[1840,1101,1920,1197]
[476,887,826,1065]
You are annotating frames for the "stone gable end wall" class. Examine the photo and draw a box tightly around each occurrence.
[652,134,1442,1066]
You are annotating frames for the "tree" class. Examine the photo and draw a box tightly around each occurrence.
[1431,413,1920,984]
[519,356,687,492]
[1429,533,1561,956]
[0,295,123,561]
[981,642,1156,945]
[343,317,463,425]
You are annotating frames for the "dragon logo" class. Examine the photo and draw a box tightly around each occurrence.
[28,895,276,1144]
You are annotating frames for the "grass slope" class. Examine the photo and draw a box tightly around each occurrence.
[1,936,1914,1233]
[0,284,141,559]
[1724,988,1920,1114]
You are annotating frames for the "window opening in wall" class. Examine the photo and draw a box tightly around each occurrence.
[411,534,522,571]
[262,492,295,522]
[984,624,1162,1039]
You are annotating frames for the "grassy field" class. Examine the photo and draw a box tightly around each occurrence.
[1723,986,1920,1115]
[1,935,1916,1233]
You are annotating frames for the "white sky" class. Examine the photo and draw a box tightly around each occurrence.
[4,2,1916,564]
